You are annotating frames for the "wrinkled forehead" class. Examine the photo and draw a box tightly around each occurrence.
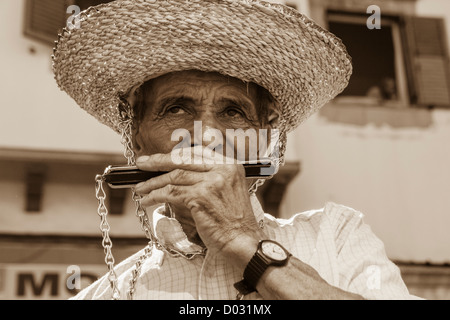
[154,70,248,84]
[143,70,259,99]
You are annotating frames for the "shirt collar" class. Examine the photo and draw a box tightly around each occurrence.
[150,193,266,255]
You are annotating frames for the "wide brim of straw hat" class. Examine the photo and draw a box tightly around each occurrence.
[52,0,352,134]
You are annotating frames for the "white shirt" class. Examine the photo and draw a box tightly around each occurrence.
[73,194,418,300]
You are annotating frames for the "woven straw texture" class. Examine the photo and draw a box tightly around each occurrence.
[52,0,352,134]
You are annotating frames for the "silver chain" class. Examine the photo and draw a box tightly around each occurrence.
[95,175,121,300]
[126,243,153,299]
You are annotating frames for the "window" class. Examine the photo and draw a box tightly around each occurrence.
[327,12,408,107]
[285,2,298,10]
[107,188,127,215]
[24,0,69,45]
[75,0,114,11]
[23,0,114,46]
[25,165,47,213]
[327,11,450,109]
[328,15,398,101]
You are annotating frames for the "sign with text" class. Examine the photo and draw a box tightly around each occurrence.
[0,263,106,300]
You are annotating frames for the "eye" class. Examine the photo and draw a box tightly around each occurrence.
[224,107,245,118]
[166,105,186,114]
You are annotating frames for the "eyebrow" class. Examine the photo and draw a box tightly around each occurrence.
[155,96,195,110]
[217,96,256,113]
[155,94,255,111]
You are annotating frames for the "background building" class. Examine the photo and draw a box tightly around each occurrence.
[0,0,449,299]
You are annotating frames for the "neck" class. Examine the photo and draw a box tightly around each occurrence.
[165,203,205,247]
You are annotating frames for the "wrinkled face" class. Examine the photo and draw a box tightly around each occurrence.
[132,70,277,161]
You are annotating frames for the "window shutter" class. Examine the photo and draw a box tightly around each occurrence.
[402,17,450,107]
[76,0,114,11]
[24,0,72,45]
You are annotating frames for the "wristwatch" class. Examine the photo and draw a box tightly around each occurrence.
[234,240,292,295]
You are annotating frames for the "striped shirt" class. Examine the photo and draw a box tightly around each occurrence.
[73,194,418,300]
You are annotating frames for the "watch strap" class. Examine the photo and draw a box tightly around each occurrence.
[233,245,268,296]
[233,279,255,296]
[243,251,269,290]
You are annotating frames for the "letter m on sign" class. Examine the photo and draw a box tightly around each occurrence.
[17,273,59,297]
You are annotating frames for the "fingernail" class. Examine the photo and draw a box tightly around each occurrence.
[137,156,150,163]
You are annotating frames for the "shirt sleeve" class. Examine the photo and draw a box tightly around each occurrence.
[69,248,146,300]
[331,204,421,300]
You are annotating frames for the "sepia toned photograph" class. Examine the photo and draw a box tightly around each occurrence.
[0,0,449,303]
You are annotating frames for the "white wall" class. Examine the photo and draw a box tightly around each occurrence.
[0,159,162,236]
[0,0,123,154]
[0,0,148,237]
[281,109,450,263]
[280,0,450,263]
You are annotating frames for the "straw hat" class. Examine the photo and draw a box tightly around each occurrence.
[52,0,351,136]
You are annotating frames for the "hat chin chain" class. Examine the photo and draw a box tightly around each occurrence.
[95,97,285,300]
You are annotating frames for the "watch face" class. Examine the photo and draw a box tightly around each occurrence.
[261,241,288,261]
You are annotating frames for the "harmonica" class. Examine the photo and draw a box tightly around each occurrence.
[102,161,276,189]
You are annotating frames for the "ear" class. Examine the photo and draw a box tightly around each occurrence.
[131,122,144,157]
[266,103,280,130]
[127,84,146,157]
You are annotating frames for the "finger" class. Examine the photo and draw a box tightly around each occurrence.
[191,144,246,165]
[136,144,246,171]
[134,169,201,195]
[136,150,214,172]
[139,184,190,208]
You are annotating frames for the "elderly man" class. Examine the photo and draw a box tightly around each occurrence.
[52,0,416,300]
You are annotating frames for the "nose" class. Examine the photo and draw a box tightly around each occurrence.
[190,120,225,152]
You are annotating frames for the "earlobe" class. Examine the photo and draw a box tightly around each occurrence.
[129,86,146,157]
[131,125,144,157]
[267,107,280,129]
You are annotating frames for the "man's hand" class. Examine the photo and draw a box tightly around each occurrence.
[134,148,364,300]
[134,148,264,261]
